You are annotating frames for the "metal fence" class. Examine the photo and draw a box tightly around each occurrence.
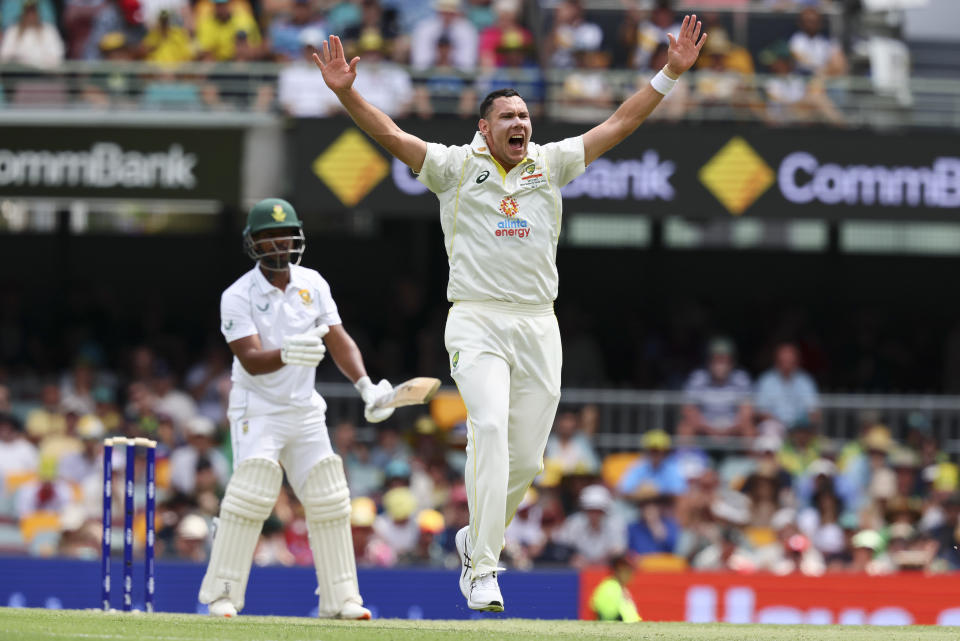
[317,383,960,455]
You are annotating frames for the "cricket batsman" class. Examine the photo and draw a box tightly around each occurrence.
[313,15,706,611]
[199,198,394,619]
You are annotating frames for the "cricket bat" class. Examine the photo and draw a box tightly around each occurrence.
[374,377,442,409]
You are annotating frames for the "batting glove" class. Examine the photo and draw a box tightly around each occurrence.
[355,375,395,423]
[281,324,329,367]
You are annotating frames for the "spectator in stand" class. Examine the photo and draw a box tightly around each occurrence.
[398,509,447,566]
[797,487,847,560]
[268,0,325,62]
[342,0,406,63]
[691,27,757,119]
[413,34,476,119]
[339,30,413,117]
[324,0,362,35]
[25,383,66,445]
[618,429,687,498]
[139,0,190,34]
[152,362,197,432]
[477,0,530,69]
[678,337,753,440]
[63,0,114,59]
[558,46,616,121]
[173,513,210,562]
[553,484,626,568]
[505,488,548,568]
[411,0,478,73]
[543,409,600,479]
[351,496,395,566]
[1,0,53,29]
[755,341,820,430]
[278,28,338,116]
[464,0,492,31]
[547,0,602,70]
[168,416,229,495]
[196,0,261,61]
[789,7,847,77]
[140,9,194,64]
[374,486,420,556]
[185,345,230,425]
[0,414,37,493]
[626,483,679,555]
[82,0,134,61]
[931,494,960,570]
[778,417,820,477]
[37,410,83,470]
[627,0,680,71]
[475,29,545,115]
[370,426,411,469]
[759,41,844,127]
[14,457,72,521]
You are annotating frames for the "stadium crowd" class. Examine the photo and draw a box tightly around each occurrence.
[0,0,860,125]
[1,329,958,579]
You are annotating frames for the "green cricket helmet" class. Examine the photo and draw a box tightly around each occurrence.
[242,198,306,270]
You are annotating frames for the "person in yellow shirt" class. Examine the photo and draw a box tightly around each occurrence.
[590,554,642,622]
[142,10,195,64]
[196,0,261,61]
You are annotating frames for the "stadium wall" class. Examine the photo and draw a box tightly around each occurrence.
[2,557,958,624]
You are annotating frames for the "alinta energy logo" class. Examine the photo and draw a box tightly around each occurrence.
[312,129,389,207]
[699,137,775,216]
[495,196,530,238]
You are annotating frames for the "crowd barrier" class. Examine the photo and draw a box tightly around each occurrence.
[2,557,958,624]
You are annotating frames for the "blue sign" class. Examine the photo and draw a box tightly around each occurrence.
[0,557,580,619]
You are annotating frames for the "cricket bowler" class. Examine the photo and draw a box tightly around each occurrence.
[199,198,394,619]
[314,15,706,611]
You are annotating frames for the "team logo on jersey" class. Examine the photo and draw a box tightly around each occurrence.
[298,289,312,305]
[524,164,536,175]
[520,163,546,188]
[495,196,530,239]
[256,302,270,312]
[223,319,233,330]
[271,204,286,222]
[476,170,490,184]
[452,351,459,369]
[242,420,249,435]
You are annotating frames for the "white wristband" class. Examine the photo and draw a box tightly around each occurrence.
[650,68,678,95]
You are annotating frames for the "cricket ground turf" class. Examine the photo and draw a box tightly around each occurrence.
[2,608,959,641]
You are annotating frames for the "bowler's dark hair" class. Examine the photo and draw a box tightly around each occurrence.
[479,88,523,120]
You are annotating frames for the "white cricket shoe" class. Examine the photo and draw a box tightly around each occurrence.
[208,598,237,618]
[468,571,504,612]
[454,526,472,600]
[334,599,372,620]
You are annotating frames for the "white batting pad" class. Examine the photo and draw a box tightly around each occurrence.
[298,455,361,617]
[198,457,282,611]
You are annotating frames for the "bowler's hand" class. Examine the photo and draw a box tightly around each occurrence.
[666,14,707,77]
[313,35,359,94]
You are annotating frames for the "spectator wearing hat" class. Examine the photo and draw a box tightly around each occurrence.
[268,0,325,61]
[477,0,531,69]
[57,414,104,484]
[752,508,825,576]
[474,27,545,114]
[331,30,412,117]
[169,416,229,495]
[618,429,687,498]
[691,525,756,572]
[845,425,895,513]
[438,483,470,554]
[504,487,551,568]
[679,337,754,441]
[626,483,679,556]
[174,513,210,562]
[930,494,960,570]
[849,529,894,575]
[553,484,626,568]
[1,0,54,28]
[557,45,615,121]
[351,496,395,566]
[24,383,67,445]
[547,0,602,70]
[399,508,447,566]
[411,0,478,72]
[797,488,846,561]
[342,0,404,62]
[0,413,37,493]
[759,40,844,126]
[141,9,194,64]
[278,27,342,116]
[375,486,420,556]
[755,342,820,431]
[589,554,641,622]
[196,0,261,61]
[625,0,680,71]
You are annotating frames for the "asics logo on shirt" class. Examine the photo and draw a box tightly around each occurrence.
[476,170,490,184]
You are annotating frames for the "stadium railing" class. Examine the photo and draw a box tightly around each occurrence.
[1,62,959,129]
[316,382,960,455]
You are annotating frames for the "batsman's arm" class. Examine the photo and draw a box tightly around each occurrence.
[228,335,284,375]
[323,323,368,384]
[582,14,706,166]
[313,35,427,172]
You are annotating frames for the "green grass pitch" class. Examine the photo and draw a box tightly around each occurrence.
[1,608,957,641]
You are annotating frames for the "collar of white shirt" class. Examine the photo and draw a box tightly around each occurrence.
[252,264,306,297]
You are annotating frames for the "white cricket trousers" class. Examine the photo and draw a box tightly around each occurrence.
[445,300,562,578]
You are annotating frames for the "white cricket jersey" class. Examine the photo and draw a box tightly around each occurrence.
[220,264,341,413]
[418,131,585,305]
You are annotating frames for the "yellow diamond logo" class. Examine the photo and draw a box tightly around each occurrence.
[312,130,389,207]
[699,137,774,216]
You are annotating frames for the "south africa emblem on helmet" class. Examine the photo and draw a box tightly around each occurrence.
[272,204,286,222]
[499,196,519,218]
